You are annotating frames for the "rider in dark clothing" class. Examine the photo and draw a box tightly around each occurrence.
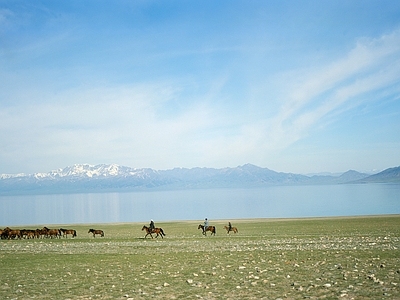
[149,219,155,232]
[228,222,232,231]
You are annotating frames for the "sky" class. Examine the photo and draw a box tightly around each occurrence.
[1,0,400,175]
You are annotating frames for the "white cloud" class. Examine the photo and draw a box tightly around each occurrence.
[263,29,400,149]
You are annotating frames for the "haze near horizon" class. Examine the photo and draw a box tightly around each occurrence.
[1,1,400,175]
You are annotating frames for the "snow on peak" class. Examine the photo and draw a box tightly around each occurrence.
[44,163,127,178]
[0,173,27,179]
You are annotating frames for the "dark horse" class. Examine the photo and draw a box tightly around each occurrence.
[223,225,238,234]
[198,224,216,236]
[141,225,166,239]
[88,229,104,237]
[60,228,77,238]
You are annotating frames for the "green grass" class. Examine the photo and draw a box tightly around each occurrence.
[1,216,399,299]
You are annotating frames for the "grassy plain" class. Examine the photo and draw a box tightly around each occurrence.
[0,215,399,299]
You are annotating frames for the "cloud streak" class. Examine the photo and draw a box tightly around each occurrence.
[262,30,400,150]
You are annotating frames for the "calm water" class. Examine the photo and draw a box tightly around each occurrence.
[1,184,399,226]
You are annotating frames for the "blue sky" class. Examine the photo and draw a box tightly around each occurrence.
[1,0,400,175]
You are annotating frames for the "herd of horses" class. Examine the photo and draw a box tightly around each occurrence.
[0,227,97,239]
[0,224,238,240]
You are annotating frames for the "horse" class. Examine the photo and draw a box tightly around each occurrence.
[88,229,104,237]
[198,224,216,236]
[224,225,238,234]
[2,227,22,239]
[36,228,47,238]
[21,229,36,239]
[141,225,166,239]
[43,227,61,239]
[60,228,77,238]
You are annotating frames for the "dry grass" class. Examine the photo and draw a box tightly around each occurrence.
[0,216,399,299]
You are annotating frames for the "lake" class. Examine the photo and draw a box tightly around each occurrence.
[1,184,399,226]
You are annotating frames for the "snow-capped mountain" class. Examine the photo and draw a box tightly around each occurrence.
[45,164,154,179]
[0,163,397,196]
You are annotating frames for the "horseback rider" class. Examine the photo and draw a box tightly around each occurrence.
[228,221,232,231]
[203,218,209,234]
[149,219,155,232]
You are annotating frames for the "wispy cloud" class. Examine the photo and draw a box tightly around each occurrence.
[262,29,400,150]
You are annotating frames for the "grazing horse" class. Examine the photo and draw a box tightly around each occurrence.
[224,225,238,234]
[88,229,104,237]
[198,224,216,236]
[141,225,166,239]
[60,228,77,238]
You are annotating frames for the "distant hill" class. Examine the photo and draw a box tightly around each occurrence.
[0,163,398,196]
[356,166,400,183]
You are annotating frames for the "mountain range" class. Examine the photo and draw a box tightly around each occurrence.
[1,163,399,195]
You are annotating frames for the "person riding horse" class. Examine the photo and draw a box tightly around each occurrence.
[203,218,209,235]
[228,221,232,231]
[149,219,155,233]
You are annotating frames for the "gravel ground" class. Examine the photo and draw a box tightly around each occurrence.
[0,216,399,299]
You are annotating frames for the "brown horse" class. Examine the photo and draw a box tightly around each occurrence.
[2,227,22,239]
[224,225,238,234]
[198,224,216,236]
[42,227,60,239]
[141,225,166,239]
[60,228,77,238]
[36,228,47,238]
[88,229,104,237]
[21,229,36,239]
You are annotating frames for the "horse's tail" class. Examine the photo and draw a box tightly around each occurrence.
[73,230,77,237]
[160,228,166,236]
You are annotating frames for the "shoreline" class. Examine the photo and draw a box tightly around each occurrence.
[3,213,399,228]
